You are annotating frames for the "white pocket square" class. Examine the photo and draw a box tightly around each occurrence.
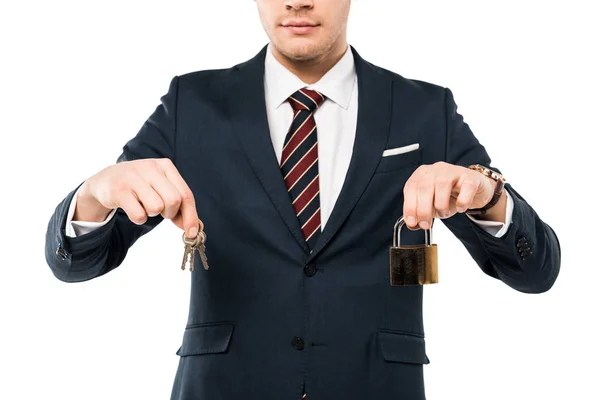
[382,143,419,157]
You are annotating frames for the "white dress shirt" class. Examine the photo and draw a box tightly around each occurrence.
[66,44,513,238]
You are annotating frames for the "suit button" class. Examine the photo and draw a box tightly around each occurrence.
[304,263,317,277]
[56,247,69,261]
[292,336,305,351]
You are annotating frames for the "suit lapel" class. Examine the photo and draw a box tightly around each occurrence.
[225,45,393,260]
[307,47,393,262]
[227,46,311,254]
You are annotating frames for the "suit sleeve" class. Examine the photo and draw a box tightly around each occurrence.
[45,76,180,282]
[440,87,561,293]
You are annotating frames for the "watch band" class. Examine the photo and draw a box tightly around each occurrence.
[465,164,506,215]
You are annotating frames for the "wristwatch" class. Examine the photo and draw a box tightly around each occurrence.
[465,164,506,215]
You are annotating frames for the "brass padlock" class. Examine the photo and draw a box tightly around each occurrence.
[389,216,438,286]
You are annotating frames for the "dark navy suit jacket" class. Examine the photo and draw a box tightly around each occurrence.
[45,45,561,400]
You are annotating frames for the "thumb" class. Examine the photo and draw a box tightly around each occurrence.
[170,213,203,238]
[170,212,185,232]
[182,208,200,240]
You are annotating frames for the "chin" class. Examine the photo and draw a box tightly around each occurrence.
[277,40,326,61]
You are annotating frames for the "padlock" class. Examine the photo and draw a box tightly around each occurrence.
[389,216,438,286]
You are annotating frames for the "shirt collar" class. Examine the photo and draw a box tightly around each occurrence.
[264,43,356,110]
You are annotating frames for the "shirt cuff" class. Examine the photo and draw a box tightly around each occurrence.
[65,185,117,237]
[465,192,514,237]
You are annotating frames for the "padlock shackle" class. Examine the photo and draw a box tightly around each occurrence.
[393,216,431,247]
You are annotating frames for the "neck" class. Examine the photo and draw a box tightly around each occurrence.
[271,40,348,84]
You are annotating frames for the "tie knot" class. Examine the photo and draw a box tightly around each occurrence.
[288,88,325,112]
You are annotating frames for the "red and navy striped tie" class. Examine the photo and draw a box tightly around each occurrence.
[280,88,325,251]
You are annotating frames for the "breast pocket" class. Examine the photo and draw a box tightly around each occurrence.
[375,148,423,174]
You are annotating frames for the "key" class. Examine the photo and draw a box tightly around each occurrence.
[181,233,197,271]
[181,230,208,272]
[197,231,209,270]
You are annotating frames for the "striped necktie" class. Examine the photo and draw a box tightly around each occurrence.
[280,88,325,251]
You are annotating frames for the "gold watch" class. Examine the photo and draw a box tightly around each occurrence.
[465,164,506,215]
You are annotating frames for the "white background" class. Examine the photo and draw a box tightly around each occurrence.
[1,0,599,399]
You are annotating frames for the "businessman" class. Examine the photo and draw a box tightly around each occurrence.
[45,0,561,399]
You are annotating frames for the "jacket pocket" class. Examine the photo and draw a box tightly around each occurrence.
[176,322,235,356]
[374,148,423,174]
[377,329,430,364]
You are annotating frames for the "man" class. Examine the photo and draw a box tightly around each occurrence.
[45,0,561,398]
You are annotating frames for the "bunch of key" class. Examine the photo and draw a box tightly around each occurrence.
[181,228,209,272]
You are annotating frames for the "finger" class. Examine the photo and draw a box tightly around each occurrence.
[116,189,149,225]
[171,213,204,233]
[160,160,199,238]
[403,176,419,230]
[455,176,479,212]
[141,169,181,220]
[128,172,165,219]
[416,175,435,230]
[170,211,184,232]
[433,175,455,219]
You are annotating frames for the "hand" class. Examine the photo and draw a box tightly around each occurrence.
[76,158,202,238]
[402,162,494,230]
